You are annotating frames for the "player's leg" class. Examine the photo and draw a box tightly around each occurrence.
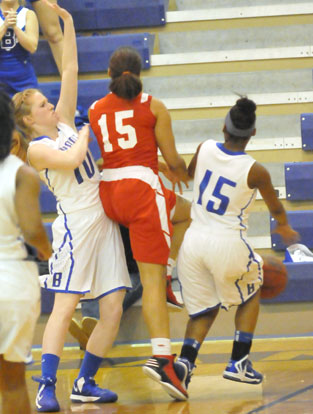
[138,261,188,401]
[175,308,219,389]
[34,293,81,412]
[33,0,64,74]
[170,195,191,260]
[167,194,191,307]
[69,300,99,351]
[235,289,260,333]
[175,225,221,389]
[0,356,31,414]
[70,290,125,404]
[181,308,219,358]
[223,290,262,384]
[138,261,169,338]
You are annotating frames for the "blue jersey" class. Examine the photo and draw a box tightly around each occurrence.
[0,6,37,96]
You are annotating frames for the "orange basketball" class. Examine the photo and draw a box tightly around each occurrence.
[261,255,288,299]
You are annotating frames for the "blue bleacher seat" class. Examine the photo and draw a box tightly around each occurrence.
[39,80,109,109]
[96,0,166,30]
[41,288,55,314]
[301,113,313,150]
[285,162,313,201]
[40,79,110,108]
[33,33,154,76]
[271,210,313,250]
[59,0,166,31]
[261,262,313,303]
[44,222,53,242]
[40,183,57,213]
[89,131,101,162]
[40,223,54,314]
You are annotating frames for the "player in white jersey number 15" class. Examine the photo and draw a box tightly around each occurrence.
[174,97,299,390]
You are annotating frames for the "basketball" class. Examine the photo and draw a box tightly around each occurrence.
[261,255,288,299]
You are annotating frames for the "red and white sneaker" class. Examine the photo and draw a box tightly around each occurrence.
[142,355,188,401]
[166,277,184,309]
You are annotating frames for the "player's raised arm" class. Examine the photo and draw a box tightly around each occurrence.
[44,0,78,129]
[152,97,189,189]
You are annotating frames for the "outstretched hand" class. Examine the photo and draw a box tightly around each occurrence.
[159,161,189,195]
[272,224,300,246]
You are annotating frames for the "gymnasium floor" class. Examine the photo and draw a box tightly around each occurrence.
[26,335,313,414]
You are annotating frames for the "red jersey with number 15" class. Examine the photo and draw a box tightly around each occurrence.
[89,92,158,173]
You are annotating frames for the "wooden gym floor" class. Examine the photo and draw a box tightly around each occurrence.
[25,335,313,414]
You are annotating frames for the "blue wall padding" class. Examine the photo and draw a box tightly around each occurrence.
[40,183,57,213]
[271,210,313,250]
[261,262,313,303]
[285,162,313,201]
[58,0,166,30]
[301,113,313,151]
[40,79,110,108]
[33,33,154,76]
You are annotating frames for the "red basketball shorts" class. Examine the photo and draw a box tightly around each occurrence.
[100,166,176,265]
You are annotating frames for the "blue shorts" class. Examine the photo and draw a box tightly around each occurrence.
[0,59,38,97]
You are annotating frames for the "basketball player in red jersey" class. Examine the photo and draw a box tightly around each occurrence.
[89,46,190,401]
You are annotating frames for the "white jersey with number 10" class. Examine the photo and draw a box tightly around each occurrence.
[28,123,101,215]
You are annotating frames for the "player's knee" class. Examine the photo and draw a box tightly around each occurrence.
[42,25,63,45]
[51,304,75,324]
[100,301,123,325]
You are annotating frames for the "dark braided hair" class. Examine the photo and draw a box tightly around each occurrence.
[109,47,142,100]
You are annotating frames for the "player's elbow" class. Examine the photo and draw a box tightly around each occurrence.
[28,42,38,54]
[63,64,78,77]
[67,151,86,169]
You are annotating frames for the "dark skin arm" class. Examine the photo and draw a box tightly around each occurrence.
[248,162,299,245]
[187,143,202,179]
[15,165,52,260]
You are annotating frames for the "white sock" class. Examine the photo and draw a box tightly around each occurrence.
[151,338,171,356]
[166,258,176,278]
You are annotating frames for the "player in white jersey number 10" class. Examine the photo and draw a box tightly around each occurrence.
[13,1,131,412]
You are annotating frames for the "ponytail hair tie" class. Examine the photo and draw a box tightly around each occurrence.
[122,71,131,75]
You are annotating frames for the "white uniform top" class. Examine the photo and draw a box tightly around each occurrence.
[191,139,257,235]
[0,154,27,260]
[28,123,101,215]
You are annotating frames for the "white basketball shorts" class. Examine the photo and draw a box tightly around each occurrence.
[177,225,263,316]
[0,260,40,362]
[41,204,132,299]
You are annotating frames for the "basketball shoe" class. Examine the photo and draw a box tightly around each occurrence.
[69,318,89,350]
[223,355,263,384]
[70,376,118,403]
[174,357,195,389]
[32,376,60,412]
[166,276,184,309]
[82,316,98,337]
[142,355,188,401]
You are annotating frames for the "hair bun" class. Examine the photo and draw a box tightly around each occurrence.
[236,97,256,115]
